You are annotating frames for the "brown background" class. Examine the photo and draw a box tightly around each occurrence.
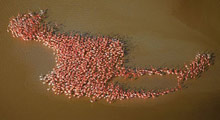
[0,0,220,120]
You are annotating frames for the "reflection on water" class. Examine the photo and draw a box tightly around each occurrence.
[0,0,220,120]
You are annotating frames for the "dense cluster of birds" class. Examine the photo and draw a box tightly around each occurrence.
[7,10,214,103]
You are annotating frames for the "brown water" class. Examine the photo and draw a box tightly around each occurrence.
[0,0,220,120]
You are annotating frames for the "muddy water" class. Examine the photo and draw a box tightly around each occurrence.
[0,0,220,120]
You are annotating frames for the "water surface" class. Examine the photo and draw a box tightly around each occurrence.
[0,0,220,120]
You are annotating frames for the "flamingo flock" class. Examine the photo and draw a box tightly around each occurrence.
[7,10,214,103]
